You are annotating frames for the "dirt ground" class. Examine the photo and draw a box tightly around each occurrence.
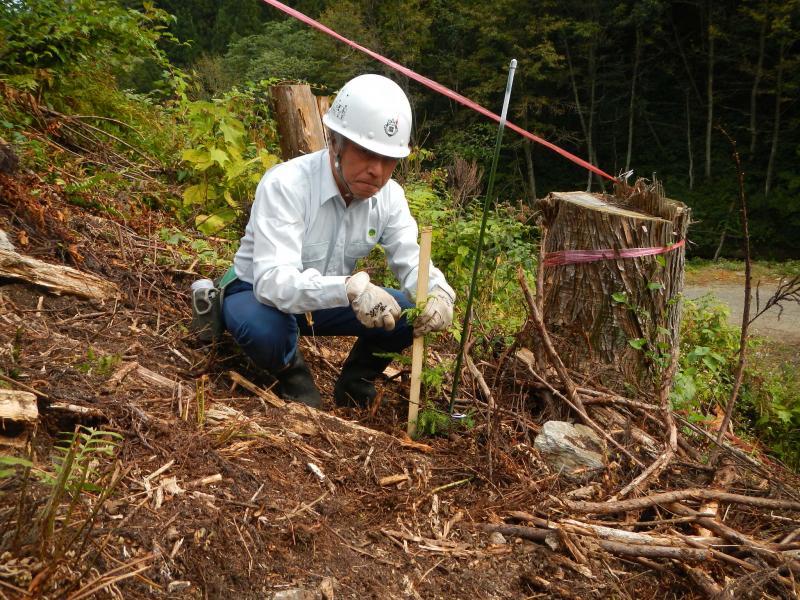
[2,174,799,599]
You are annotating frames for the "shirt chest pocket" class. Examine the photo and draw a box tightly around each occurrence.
[301,241,329,271]
[344,241,375,261]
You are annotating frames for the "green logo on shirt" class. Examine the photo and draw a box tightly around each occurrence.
[368,228,376,238]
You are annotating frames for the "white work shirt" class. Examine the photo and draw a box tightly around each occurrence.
[233,149,455,314]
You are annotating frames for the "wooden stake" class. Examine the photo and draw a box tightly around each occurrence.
[407,227,432,437]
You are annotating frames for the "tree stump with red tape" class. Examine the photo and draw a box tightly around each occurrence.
[535,181,690,392]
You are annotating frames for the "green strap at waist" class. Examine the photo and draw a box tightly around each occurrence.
[217,264,238,289]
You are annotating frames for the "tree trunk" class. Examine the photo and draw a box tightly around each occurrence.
[563,36,596,192]
[270,84,328,160]
[625,27,642,173]
[524,140,537,203]
[712,200,736,261]
[686,92,694,190]
[749,19,767,155]
[705,3,714,181]
[536,184,690,390]
[765,42,785,197]
[586,40,597,193]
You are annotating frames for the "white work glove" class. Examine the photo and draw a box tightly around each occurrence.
[414,286,454,336]
[346,271,402,331]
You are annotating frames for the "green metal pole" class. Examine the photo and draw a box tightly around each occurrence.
[450,59,517,413]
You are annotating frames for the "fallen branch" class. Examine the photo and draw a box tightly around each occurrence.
[516,267,584,413]
[0,373,50,400]
[565,488,800,514]
[615,338,679,499]
[479,523,712,562]
[0,247,120,300]
[227,370,283,408]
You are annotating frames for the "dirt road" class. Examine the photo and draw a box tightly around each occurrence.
[685,283,800,343]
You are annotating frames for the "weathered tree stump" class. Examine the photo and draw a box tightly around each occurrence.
[536,181,690,391]
[270,84,327,160]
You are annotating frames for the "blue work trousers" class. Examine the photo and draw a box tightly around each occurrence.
[222,279,414,372]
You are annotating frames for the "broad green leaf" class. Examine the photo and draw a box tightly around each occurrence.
[647,282,663,291]
[183,183,207,206]
[209,148,229,167]
[628,338,646,350]
[0,456,34,468]
[196,208,237,235]
[219,119,244,146]
[223,189,238,208]
[225,158,247,181]
[182,147,210,164]
[611,292,627,304]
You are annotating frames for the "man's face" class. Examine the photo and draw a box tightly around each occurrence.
[337,140,399,201]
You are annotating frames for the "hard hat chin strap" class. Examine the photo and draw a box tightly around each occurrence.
[332,135,359,202]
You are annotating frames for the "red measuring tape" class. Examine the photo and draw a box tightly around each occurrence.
[543,238,686,267]
[261,0,617,183]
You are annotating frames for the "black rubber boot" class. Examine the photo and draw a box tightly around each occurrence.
[334,339,393,408]
[275,349,322,409]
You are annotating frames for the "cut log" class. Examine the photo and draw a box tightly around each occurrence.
[536,181,690,389]
[270,84,328,160]
[0,389,38,422]
[0,248,120,300]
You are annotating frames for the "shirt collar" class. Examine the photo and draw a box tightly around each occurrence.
[319,149,342,205]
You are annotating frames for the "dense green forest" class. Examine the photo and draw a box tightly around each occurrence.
[4,0,797,255]
[143,0,800,258]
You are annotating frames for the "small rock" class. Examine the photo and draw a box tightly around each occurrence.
[488,531,507,545]
[320,577,335,600]
[167,581,191,593]
[534,421,606,480]
[0,230,15,252]
[566,482,602,500]
[272,590,316,600]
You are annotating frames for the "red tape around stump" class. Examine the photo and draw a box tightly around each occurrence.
[543,238,686,268]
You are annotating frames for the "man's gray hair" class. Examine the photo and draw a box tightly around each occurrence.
[328,129,347,152]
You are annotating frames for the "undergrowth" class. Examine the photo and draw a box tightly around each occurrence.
[672,295,800,468]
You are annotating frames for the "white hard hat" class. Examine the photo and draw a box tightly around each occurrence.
[323,74,412,159]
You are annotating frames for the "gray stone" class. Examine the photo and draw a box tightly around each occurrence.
[0,230,15,252]
[534,421,606,479]
[272,590,317,600]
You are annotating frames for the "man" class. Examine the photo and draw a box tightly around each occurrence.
[222,74,455,409]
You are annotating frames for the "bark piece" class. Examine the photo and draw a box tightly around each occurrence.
[0,248,119,300]
[0,390,38,422]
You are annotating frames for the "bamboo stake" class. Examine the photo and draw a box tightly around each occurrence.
[407,226,432,437]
